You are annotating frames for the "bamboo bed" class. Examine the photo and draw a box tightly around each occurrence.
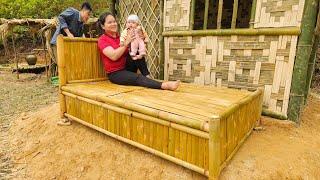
[57,36,263,179]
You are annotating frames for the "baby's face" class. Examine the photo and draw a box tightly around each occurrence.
[126,20,139,29]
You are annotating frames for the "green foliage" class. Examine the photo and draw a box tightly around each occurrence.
[0,0,113,19]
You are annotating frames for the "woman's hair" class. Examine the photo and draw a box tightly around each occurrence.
[97,12,115,35]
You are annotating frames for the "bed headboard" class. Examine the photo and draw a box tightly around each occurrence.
[57,35,107,85]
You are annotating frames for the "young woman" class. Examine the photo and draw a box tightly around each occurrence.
[97,12,180,90]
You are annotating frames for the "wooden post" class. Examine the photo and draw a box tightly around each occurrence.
[209,116,221,179]
[217,0,223,29]
[288,0,319,123]
[41,33,48,81]
[57,35,66,119]
[203,0,210,29]
[231,0,239,29]
[11,33,19,79]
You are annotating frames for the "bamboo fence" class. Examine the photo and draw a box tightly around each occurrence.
[117,0,162,79]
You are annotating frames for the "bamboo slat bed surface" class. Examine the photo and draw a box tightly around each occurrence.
[62,81,252,131]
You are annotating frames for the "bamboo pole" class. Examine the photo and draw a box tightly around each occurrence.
[262,108,287,120]
[159,0,165,80]
[304,7,320,104]
[189,0,196,30]
[249,0,257,28]
[67,77,107,84]
[57,35,66,118]
[65,112,209,177]
[231,0,239,29]
[304,35,319,104]
[209,116,221,179]
[63,37,98,42]
[162,27,301,37]
[217,0,223,29]
[288,0,319,123]
[203,0,210,29]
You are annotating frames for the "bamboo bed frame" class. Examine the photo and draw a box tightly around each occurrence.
[57,36,263,179]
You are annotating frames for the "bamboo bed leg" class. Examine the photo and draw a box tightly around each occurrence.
[209,116,221,179]
[57,35,70,126]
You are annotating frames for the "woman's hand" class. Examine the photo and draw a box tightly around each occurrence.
[124,29,135,46]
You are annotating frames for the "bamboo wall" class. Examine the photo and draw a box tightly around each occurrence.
[163,0,305,117]
[164,35,298,115]
[164,0,305,30]
[164,0,191,31]
[254,0,305,28]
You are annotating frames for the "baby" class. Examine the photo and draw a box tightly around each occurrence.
[120,14,148,60]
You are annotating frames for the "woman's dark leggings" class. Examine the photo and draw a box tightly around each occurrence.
[108,70,162,89]
[126,56,150,76]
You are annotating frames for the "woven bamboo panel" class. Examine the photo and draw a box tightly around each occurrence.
[118,0,161,78]
[164,35,298,116]
[164,0,191,31]
[254,0,305,28]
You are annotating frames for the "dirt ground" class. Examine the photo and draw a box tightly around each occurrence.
[1,72,320,179]
[0,71,58,179]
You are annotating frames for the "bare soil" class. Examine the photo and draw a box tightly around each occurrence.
[1,71,320,179]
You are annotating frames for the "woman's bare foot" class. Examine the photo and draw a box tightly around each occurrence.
[161,80,180,91]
